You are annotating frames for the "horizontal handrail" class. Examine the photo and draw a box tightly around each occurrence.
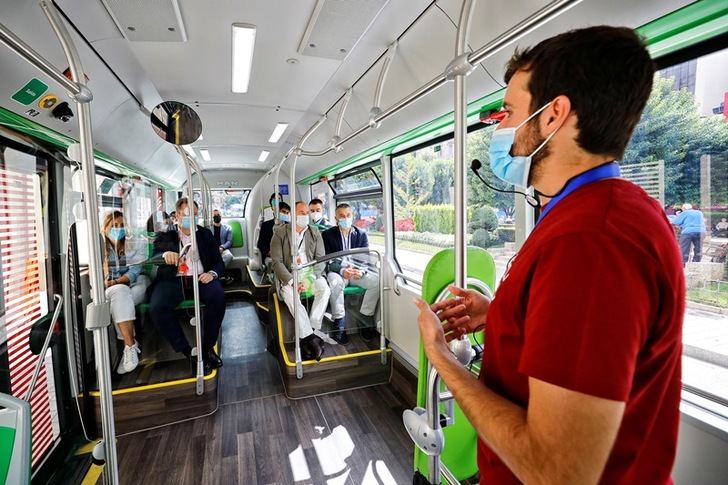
[393,272,422,296]
[296,247,382,270]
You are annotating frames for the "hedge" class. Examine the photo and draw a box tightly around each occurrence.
[411,204,498,234]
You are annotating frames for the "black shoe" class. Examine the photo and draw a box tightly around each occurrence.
[302,335,324,361]
[205,349,223,369]
[221,275,234,286]
[332,331,349,345]
[204,361,214,375]
[360,327,376,342]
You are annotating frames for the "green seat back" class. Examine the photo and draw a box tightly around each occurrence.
[343,286,367,296]
[415,246,496,481]
[228,220,244,248]
[0,426,16,485]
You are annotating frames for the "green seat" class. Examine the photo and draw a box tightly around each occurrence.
[228,220,244,247]
[0,393,31,485]
[136,299,202,314]
[343,286,367,296]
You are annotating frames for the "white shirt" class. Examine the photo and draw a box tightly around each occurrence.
[178,230,204,276]
[296,227,308,266]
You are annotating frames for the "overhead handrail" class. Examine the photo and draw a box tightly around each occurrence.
[328,88,353,152]
[292,0,581,159]
[2,2,124,482]
[24,295,63,402]
[369,41,398,128]
[177,146,206,394]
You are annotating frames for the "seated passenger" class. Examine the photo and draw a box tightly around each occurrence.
[257,196,290,262]
[101,210,149,374]
[308,198,331,231]
[323,203,380,344]
[270,201,329,360]
[149,197,226,373]
[146,211,170,235]
[212,209,234,266]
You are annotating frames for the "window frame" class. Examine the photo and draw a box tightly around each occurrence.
[328,160,383,200]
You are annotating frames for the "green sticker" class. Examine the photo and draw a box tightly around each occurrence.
[11,78,48,106]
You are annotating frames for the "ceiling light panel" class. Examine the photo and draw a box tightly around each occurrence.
[258,151,270,162]
[232,24,257,93]
[200,149,211,161]
[268,123,289,143]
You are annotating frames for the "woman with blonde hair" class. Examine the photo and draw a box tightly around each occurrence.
[102,210,149,374]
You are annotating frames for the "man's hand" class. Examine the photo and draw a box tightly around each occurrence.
[297,282,306,293]
[199,272,214,284]
[163,251,179,266]
[219,246,224,253]
[105,279,115,289]
[342,268,358,280]
[414,298,450,360]
[430,285,490,340]
[350,268,362,280]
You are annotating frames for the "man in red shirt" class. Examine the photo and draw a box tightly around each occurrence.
[415,26,684,484]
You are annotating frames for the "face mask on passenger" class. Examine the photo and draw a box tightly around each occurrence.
[309,211,322,223]
[278,213,290,223]
[488,101,560,188]
[338,217,353,229]
[108,227,125,241]
[271,199,279,207]
[296,215,309,228]
[213,215,222,223]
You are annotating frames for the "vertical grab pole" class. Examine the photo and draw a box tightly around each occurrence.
[290,117,327,379]
[38,2,120,483]
[178,147,205,395]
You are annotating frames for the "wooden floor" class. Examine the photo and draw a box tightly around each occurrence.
[114,300,416,485]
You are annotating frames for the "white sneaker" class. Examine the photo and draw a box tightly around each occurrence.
[117,344,139,374]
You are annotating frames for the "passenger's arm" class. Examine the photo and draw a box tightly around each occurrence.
[270,232,292,285]
[125,262,141,284]
[205,229,225,277]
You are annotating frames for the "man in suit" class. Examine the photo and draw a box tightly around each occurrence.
[322,203,379,344]
[308,198,332,231]
[150,197,226,372]
[212,209,233,268]
[257,193,290,262]
[270,201,330,360]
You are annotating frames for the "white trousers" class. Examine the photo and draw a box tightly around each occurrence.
[105,275,149,338]
[327,271,379,320]
[280,276,330,339]
[221,249,233,267]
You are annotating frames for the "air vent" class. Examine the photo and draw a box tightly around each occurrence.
[298,0,389,60]
[101,0,187,42]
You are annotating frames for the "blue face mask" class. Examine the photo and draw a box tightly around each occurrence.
[338,217,353,229]
[271,199,279,207]
[489,102,559,188]
[279,213,290,223]
[179,218,192,230]
[108,227,125,241]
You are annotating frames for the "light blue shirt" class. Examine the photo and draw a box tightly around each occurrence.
[672,209,706,235]
[105,245,142,283]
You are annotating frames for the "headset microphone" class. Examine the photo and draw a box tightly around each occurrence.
[470,159,539,207]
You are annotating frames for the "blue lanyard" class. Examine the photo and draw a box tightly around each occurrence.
[536,162,621,226]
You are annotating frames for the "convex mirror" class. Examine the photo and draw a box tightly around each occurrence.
[150,101,202,146]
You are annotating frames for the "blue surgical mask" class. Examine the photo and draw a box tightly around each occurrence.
[179,218,191,230]
[271,199,279,207]
[489,102,559,188]
[108,227,125,241]
[279,213,290,223]
[338,217,353,229]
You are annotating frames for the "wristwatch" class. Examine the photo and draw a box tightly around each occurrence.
[208,271,218,280]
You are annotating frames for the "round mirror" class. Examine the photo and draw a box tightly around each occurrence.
[150,101,202,146]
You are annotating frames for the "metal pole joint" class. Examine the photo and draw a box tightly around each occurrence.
[72,84,94,103]
[444,52,475,81]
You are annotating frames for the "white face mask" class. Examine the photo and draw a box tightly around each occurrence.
[309,211,323,223]
[296,215,309,228]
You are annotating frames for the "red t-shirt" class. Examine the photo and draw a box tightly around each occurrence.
[478,178,684,484]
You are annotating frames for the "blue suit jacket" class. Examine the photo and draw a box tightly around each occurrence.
[214,223,233,250]
[153,226,225,281]
[322,226,369,274]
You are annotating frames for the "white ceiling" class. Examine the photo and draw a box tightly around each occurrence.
[2,0,694,186]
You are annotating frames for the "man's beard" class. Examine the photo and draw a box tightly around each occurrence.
[512,120,550,187]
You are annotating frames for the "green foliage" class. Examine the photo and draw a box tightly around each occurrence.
[623,74,728,206]
[498,226,516,243]
[413,205,454,233]
[470,205,498,232]
[472,228,499,248]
